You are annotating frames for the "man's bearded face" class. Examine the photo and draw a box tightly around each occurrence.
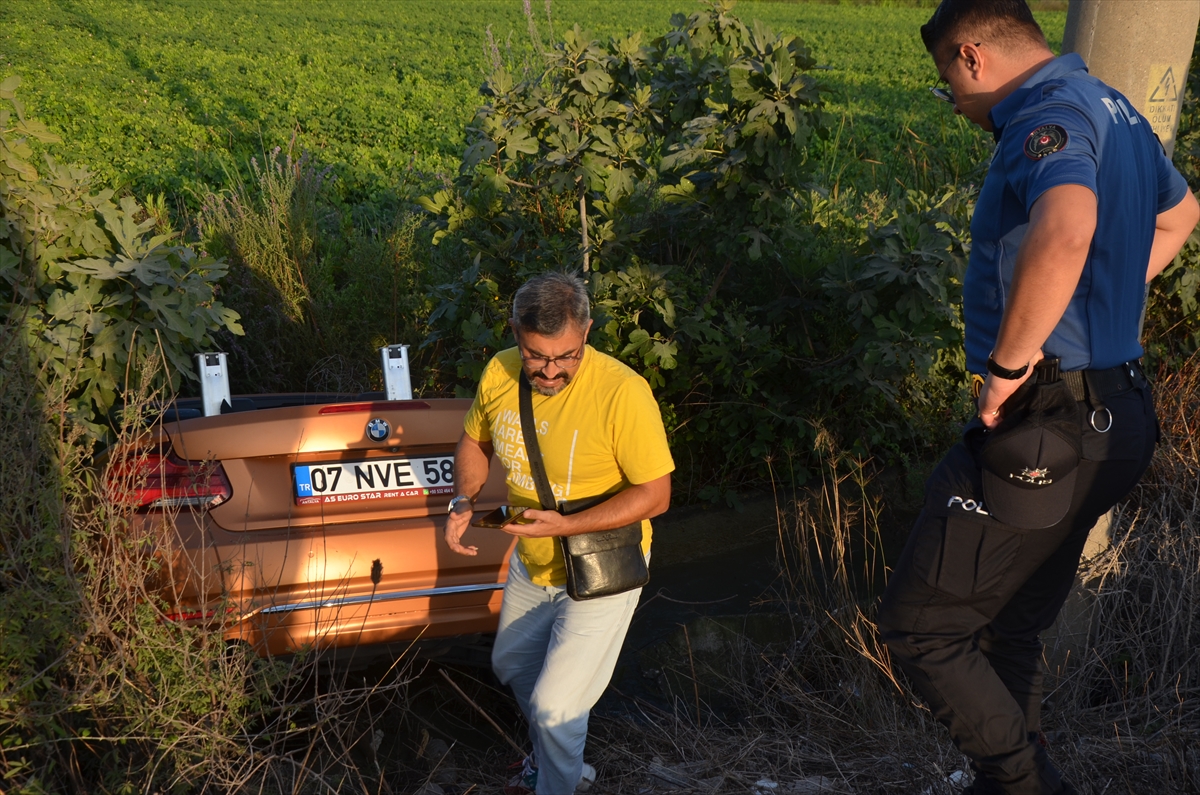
[515,322,591,396]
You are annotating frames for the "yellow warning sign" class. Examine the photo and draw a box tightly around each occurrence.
[1146,63,1183,143]
[1149,65,1179,103]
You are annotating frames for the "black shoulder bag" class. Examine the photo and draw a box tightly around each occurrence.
[518,372,650,601]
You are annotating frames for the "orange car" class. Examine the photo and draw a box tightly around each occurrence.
[106,392,514,658]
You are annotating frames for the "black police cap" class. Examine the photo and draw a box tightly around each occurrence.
[981,379,1082,530]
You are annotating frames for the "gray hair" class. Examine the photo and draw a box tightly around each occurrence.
[511,272,590,335]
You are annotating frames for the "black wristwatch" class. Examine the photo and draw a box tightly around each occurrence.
[986,354,1029,380]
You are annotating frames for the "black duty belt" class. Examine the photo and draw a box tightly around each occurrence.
[1035,357,1143,403]
[971,358,1144,402]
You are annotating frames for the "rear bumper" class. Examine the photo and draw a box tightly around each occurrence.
[226,582,507,657]
[136,509,513,657]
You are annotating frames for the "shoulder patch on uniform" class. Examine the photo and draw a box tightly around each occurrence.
[1024,124,1068,159]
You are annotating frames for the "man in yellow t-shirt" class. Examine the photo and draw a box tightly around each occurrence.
[445,273,674,795]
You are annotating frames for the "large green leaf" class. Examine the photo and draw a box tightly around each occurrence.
[576,68,613,96]
[505,127,539,159]
[59,258,123,279]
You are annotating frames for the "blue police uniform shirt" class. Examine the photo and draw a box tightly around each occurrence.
[965,53,1190,374]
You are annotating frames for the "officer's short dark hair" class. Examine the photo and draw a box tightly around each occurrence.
[511,272,590,336]
[921,0,1048,61]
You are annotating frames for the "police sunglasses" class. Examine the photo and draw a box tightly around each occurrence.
[929,43,980,105]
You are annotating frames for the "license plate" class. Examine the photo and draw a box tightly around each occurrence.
[292,455,454,506]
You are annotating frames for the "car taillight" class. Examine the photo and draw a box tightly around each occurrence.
[107,447,233,510]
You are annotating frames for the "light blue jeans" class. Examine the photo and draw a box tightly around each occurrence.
[492,551,643,795]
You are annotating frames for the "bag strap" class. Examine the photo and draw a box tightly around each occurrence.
[519,372,557,511]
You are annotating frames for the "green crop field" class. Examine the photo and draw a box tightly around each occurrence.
[0,0,1065,209]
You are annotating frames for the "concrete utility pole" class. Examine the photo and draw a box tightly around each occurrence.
[1062,0,1200,158]
[1043,3,1200,670]
[1059,1,1198,560]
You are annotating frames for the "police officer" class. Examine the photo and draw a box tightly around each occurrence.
[875,2,1200,794]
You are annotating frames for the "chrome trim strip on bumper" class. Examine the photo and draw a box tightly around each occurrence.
[258,582,505,615]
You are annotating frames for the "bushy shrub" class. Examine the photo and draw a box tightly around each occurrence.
[1144,231,1200,371]
[0,76,241,439]
[420,1,822,495]
[420,1,972,496]
[814,187,973,455]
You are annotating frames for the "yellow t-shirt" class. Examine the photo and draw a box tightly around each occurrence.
[463,346,675,586]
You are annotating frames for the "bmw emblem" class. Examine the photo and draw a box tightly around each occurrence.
[366,418,390,443]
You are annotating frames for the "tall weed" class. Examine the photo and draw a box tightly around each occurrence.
[206,147,333,327]
[201,147,433,395]
[0,318,83,788]
[200,148,335,392]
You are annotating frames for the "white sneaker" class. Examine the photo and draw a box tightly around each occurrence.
[504,756,538,795]
[576,763,597,792]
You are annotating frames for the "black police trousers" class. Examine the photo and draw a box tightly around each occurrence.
[877,372,1156,795]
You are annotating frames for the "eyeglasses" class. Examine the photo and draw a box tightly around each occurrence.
[517,340,586,370]
[929,43,980,105]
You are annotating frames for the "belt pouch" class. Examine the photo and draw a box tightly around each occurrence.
[519,372,648,600]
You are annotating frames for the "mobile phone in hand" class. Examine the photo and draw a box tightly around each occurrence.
[471,505,533,528]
